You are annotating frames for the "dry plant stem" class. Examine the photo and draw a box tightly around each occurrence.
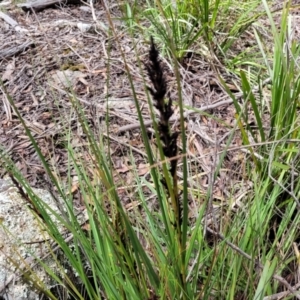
[203,127,220,242]
[263,282,300,300]
[88,0,108,35]
[20,67,46,93]
[49,83,136,115]
[89,0,97,23]
[109,139,300,176]
[222,139,300,154]
[102,132,147,157]
[118,99,233,133]
[206,227,300,299]
[66,43,91,73]
[117,77,271,133]
[0,86,13,121]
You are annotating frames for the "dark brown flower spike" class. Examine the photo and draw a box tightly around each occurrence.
[146,37,179,175]
[146,37,182,229]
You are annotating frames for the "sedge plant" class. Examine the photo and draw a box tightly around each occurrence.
[124,0,263,68]
[217,0,300,298]
[2,0,300,299]
[0,36,204,299]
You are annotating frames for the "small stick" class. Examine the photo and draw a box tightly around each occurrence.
[118,77,271,134]
[118,99,233,133]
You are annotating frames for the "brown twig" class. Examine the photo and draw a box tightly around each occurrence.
[263,283,300,300]
[117,99,233,133]
[118,77,272,134]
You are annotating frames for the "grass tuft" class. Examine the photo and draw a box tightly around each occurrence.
[2,1,300,299]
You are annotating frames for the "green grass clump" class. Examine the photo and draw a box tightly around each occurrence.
[124,0,262,67]
[1,0,300,299]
